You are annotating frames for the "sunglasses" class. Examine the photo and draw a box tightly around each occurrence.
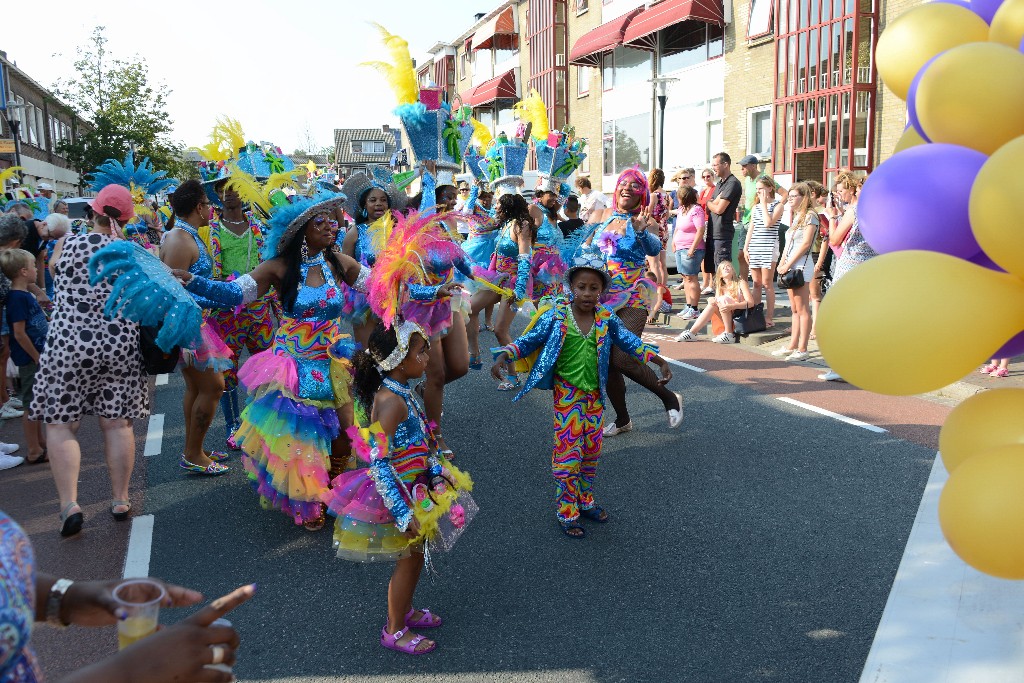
[680,176,692,180]
[702,174,712,179]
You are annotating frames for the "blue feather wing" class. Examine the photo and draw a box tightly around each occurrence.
[88,241,204,352]
[561,222,598,264]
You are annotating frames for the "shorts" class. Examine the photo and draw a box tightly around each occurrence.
[674,249,705,276]
[713,239,733,269]
[17,362,37,405]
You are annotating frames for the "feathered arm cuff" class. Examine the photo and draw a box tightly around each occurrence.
[185,274,258,309]
[368,459,413,532]
[420,169,437,217]
[638,227,663,256]
[408,283,441,301]
[514,254,532,301]
[464,185,480,212]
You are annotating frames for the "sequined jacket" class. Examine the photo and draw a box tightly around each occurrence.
[495,300,658,403]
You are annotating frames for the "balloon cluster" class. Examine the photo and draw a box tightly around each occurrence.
[817,0,1024,579]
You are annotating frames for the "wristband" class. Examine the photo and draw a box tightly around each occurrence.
[46,578,74,627]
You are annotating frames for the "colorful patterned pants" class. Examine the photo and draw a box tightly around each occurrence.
[552,376,604,522]
[208,294,279,390]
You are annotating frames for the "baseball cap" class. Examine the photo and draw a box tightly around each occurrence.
[37,182,54,191]
[738,155,759,166]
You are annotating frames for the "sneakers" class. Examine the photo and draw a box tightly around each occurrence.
[675,330,698,342]
[666,392,684,428]
[818,370,845,382]
[787,350,810,361]
[602,421,633,437]
[679,306,699,320]
[5,397,23,410]
[0,453,24,470]
[700,286,714,295]
[0,405,24,419]
[712,332,735,344]
[771,347,793,357]
[0,442,19,455]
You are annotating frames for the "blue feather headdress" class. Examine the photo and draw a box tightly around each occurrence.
[262,192,348,261]
[88,152,177,217]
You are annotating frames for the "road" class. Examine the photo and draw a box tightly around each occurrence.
[0,329,946,683]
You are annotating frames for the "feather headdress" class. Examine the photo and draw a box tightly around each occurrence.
[0,166,23,189]
[469,118,493,154]
[513,90,550,142]
[88,152,177,218]
[224,163,301,219]
[361,23,418,107]
[366,210,465,329]
[262,192,347,261]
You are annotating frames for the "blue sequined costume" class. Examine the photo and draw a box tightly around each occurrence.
[176,220,234,372]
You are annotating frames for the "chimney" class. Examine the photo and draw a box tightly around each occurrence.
[382,124,390,132]
[474,12,486,20]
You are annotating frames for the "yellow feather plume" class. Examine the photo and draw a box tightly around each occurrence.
[360,24,418,106]
[0,166,23,187]
[224,164,270,214]
[469,118,493,153]
[210,117,246,160]
[513,89,550,141]
[264,170,303,194]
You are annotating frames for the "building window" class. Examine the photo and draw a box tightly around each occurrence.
[748,106,772,158]
[659,24,724,75]
[25,104,38,147]
[576,0,589,14]
[602,113,651,175]
[577,65,591,97]
[602,45,652,90]
[460,50,470,80]
[14,97,26,143]
[747,0,774,39]
[36,108,45,150]
[351,141,385,155]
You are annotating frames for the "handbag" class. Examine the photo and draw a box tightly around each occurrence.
[778,222,812,290]
[732,302,767,337]
[138,324,180,375]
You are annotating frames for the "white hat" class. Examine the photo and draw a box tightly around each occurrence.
[37,182,54,191]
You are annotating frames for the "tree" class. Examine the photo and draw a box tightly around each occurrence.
[52,26,188,184]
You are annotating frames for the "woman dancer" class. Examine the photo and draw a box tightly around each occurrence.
[530,189,567,300]
[160,180,234,475]
[327,321,472,655]
[580,168,683,436]
[176,192,368,530]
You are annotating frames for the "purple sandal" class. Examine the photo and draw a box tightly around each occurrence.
[406,608,443,629]
[380,626,436,655]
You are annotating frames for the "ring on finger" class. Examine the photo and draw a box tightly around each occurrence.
[211,644,227,665]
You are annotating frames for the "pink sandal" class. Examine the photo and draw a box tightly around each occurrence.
[406,608,443,628]
[380,626,436,655]
[991,367,1009,378]
[981,363,998,374]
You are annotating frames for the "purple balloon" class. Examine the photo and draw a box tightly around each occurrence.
[971,0,1003,22]
[968,250,1007,272]
[858,144,987,259]
[994,329,1024,358]
[907,55,938,142]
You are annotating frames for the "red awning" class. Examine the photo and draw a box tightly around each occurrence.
[473,7,516,50]
[568,8,644,67]
[462,70,518,107]
[623,0,724,50]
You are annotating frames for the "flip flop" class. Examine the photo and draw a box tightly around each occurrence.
[580,506,610,523]
[559,519,586,538]
[26,448,48,465]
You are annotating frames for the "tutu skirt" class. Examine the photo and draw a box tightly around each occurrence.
[531,245,566,301]
[338,281,372,325]
[180,319,234,372]
[235,317,354,525]
[463,232,498,268]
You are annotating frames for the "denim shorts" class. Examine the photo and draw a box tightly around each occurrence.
[674,249,705,276]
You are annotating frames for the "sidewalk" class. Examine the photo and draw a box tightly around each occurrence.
[655,279,1022,406]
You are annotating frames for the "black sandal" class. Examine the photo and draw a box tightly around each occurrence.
[59,502,83,537]
[580,506,610,523]
[559,520,586,538]
[26,448,48,465]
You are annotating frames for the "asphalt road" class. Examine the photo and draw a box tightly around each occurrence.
[122,327,936,683]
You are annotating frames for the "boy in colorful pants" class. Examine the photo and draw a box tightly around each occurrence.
[492,250,675,538]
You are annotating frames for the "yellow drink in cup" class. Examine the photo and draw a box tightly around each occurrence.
[112,579,166,650]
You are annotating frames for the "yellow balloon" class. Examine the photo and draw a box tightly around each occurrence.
[939,447,1024,579]
[939,389,1024,473]
[917,42,1024,155]
[875,4,989,100]
[892,126,927,155]
[990,0,1024,48]
[816,251,1024,395]
[970,135,1024,278]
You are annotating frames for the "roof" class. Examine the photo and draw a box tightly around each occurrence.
[332,128,400,165]
[288,153,329,166]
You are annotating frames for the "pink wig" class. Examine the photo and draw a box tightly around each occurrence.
[615,167,650,214]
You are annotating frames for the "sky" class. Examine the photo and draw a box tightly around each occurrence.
[0,0,489,154]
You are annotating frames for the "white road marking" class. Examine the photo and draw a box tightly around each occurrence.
[776,397,887,433]
[123,514,155,579]
[155,374,169,386]
[664,357,706,373]
[143,414,164,457]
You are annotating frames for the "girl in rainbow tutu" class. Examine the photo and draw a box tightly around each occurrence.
[490,248,672,538]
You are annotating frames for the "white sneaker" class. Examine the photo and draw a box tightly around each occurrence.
[675,330,698,342]
[771,347,793,357]
[680,307,699,320]
[712,332,735,344]
[0,442,19,455]
[0,405,24,419]
[666,392,684,428]
[0,453,24,470]
[819,370,845,382]
[700,287,714,295]
[5,397,23,410]
[787,350,810,361]
[603,421,633,437]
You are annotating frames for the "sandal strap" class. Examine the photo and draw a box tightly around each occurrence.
[60,502,79,520]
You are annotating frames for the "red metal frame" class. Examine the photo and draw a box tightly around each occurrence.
[772,0,877,181]
[528,0,569,151]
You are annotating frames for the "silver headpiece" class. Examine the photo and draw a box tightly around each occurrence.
[373,320,427,372]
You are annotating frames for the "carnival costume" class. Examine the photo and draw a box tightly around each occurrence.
[175,219,236,373]
[182,192,369,525]
[494,250,658,525]
[88,152,178,250]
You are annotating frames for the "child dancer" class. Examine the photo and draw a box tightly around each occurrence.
[327,320,473,655]
[491,250,674,538]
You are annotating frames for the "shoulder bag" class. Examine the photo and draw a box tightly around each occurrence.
[732,302,767,337]
[778,221,812,290]
[138,323,180,375]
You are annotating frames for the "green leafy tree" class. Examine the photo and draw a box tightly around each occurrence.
[52,26,190,184]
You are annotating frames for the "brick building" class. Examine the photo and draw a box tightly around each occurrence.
[1,50,89,196]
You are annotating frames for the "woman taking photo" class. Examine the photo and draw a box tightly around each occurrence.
[31,186,150,536]
[742,176,784,328]
[671,186,706,320]
[771,183,817,362]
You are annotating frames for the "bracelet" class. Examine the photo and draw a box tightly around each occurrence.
[46,578,74,627]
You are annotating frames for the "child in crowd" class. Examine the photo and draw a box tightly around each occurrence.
[327,321,473,656]
[491,250,675,539]
[675,260,756,344]
[981,358,1010,378]
[645,269,673,325]
[0,249,48,464]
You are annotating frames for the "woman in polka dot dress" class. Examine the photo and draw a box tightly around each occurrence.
[30,186,149,537]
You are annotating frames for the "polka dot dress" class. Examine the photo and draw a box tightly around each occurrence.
[30,233,150,423]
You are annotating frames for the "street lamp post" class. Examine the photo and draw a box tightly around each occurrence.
[650,77,678,170]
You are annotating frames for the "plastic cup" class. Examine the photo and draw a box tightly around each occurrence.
[113,579,166,650]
